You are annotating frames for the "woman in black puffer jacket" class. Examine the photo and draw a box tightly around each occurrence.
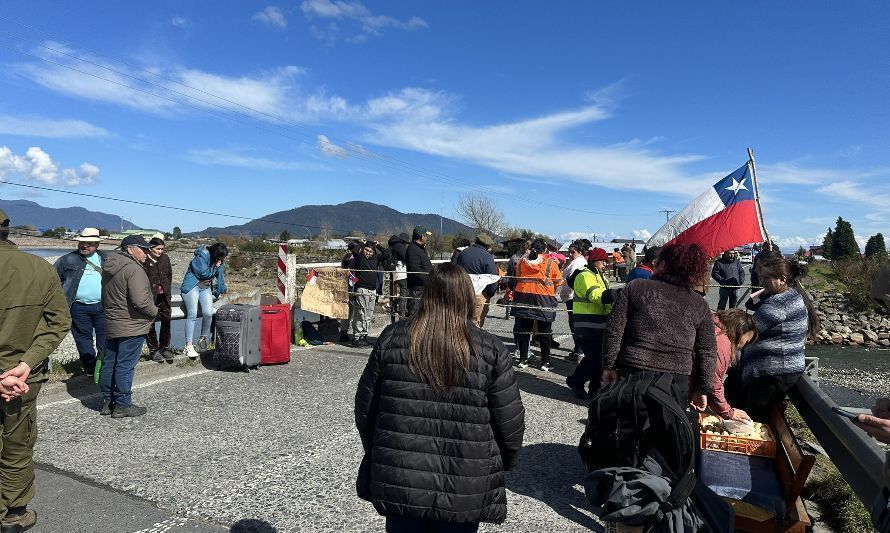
[355,262,525,532]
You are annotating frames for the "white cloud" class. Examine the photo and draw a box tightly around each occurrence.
[185,148,322,171]
[301,0,427,42]
[62,163,100,186]
[317,134,348,158]
[253,6,287,29]
[633,229,652,240]
[0,146,98,187]
[0,114,108,138]
[362,88,709,195]
[171,16,188,28]
[557,232,594,243]
[772,235,815,250]
[817,180,890,211]
[12,42,352,121]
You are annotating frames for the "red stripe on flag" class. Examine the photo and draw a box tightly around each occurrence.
[666,200,764,257]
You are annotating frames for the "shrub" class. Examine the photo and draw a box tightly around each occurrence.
[830,257,884,311]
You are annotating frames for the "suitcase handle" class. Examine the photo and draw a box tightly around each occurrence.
[263,309,281,314]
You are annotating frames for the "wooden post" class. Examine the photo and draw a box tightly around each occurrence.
[747,147,771,246]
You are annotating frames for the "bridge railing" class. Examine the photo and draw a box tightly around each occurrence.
[791,358,886,509]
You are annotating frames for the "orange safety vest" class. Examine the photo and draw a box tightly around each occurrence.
[514,257,562,297]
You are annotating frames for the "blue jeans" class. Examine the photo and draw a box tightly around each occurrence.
[100,336,144,407]
[385,516,478,533]
[182,286,214,344]
[70,301,105,374]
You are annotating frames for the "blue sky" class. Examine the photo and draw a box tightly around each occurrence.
[1,1,889,250]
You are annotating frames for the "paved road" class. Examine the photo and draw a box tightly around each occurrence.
[30,277,755,533]
[34,304,601,533]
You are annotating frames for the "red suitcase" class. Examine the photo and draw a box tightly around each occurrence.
[261,304,292,365]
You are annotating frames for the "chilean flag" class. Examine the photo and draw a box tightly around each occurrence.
[646,162,765,257]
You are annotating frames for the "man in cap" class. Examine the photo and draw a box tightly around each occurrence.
[456,233,499,327]
[99,235,158,418]
[405,225,434,316]
[0,208,71,532]
[53,227,107,376]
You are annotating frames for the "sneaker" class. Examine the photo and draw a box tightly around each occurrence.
[350,337,360,348]
[358,336,373,347]
[197,337,208,351]
[551,340,561,349]
[151,351,165,363]
[1,508,36,533]
[163,348,175,362]
[184,344,199,360]
[517,360,529,369]
[567,351,580,363]
[539,363,554,372]
[100,401,114,416]
[111,404,148,418]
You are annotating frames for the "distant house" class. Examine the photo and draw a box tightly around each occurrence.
[109,229,161,241]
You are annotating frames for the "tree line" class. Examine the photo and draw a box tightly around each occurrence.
[821,216,886,260]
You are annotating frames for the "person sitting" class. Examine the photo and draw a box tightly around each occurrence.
[740,256,818,420]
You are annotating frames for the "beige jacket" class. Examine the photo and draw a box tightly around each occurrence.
[102,251,157,339]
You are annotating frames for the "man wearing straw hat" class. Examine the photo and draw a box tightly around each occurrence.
[53,228,107,376]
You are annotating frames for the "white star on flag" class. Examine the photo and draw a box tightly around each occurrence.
[725,177,749,194]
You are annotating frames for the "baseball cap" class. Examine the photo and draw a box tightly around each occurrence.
[413,225,432,238]
[0,208,8,226]
[120,234,151,249]
[475,233,495,247]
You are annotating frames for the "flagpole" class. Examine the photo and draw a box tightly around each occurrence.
[747,147,771,246]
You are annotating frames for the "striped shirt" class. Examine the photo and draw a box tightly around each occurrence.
[741,288,809,384]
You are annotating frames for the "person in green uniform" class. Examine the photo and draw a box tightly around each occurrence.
[0,208,72,533]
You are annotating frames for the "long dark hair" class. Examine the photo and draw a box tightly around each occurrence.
[407,263,476,390]
[758,257,820,339]
[208,242,229,264]
[528,238,547,261]
[652,243,710,289]
[714,309,758,359]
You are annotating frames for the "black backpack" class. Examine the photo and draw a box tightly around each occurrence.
[579,371,697,524]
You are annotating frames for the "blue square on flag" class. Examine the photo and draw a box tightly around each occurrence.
[714,164,755,206]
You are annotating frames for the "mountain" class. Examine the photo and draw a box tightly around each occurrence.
[198,201,474,238]
[0,199,140,232]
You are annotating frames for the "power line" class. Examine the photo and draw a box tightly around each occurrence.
[0,20,649,217]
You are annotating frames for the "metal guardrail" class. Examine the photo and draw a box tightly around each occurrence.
[790,374,886,507]
[168,289,261,320]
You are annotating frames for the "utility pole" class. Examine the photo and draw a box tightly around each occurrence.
[659,210,675,223]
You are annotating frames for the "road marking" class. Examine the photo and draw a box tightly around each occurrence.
[38,369,212,411]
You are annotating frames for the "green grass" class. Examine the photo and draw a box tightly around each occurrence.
[785,405,875,532]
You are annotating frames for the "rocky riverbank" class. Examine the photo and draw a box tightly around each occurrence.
[812,290,890,347]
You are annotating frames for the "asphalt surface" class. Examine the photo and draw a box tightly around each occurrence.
[30,272,769,532]
[33,301,601,533]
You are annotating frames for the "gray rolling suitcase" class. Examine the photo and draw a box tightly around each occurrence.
[214,304,262,371]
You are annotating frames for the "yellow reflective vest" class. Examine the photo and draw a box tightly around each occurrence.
[571,267,612,336]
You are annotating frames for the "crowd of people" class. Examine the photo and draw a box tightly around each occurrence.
[7,204,890,531]
[347,231,880,532]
